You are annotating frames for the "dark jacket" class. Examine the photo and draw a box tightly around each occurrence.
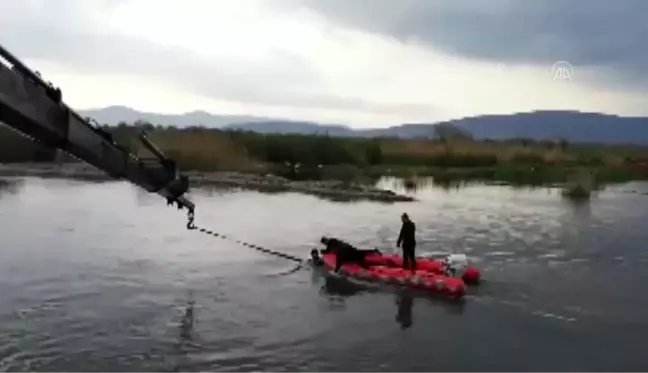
[321,238,354,254]
[322,237,381,256]
[397,220,416,248]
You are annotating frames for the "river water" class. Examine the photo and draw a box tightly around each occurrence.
[1,176,648,371]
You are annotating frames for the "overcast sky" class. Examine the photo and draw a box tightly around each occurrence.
[1,0,646,128]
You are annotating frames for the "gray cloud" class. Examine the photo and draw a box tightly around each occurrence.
[0,2,437,117]
[294,0,648,89]
[4,0,643,122]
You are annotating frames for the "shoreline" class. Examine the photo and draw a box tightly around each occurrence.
[0,163,415,203]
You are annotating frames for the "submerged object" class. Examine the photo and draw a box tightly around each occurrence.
[321,253,469,299]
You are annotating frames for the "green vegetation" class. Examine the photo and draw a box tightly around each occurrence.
[3,121,648,188]
[561,168,598,201]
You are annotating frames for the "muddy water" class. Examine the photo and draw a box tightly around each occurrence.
[1,177,647,371]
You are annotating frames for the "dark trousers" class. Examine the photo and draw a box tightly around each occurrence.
[402,244,416,271]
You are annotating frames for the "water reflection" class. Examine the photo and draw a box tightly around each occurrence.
[197,184,375,204]
[318,273,466,327]
[179,292,195,342]
[395,290,413,329]
[319,273,370,310]
[392,176,467,193]
[172,290,198,372]
[565,196,593,217]
[0,178,24,198]
[320,273,373,297]
[378,175,569,196]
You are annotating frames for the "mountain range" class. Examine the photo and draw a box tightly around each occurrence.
[79,105,648,145]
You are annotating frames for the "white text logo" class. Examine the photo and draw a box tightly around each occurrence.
[551,60,574,81]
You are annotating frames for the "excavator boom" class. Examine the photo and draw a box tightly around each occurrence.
[0,44,194,213]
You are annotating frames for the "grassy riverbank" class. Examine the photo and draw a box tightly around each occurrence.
[3,122,648,194]
[137,125,648,189]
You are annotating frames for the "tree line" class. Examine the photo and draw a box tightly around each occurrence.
[3,120,646,174]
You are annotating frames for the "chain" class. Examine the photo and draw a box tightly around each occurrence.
[186,209,195,230]
[184,209,303,263]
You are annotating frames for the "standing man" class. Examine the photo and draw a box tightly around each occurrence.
[397,213,416,272]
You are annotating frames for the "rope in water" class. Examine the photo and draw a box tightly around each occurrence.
[185,211,304,263]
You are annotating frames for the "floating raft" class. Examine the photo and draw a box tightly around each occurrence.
[321,253,474,299]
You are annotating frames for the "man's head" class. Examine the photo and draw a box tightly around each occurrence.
[310,248,320,260]
[401,213,410,223]
[320,236,330,245]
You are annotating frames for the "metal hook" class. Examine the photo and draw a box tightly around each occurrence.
[186,209,196,230]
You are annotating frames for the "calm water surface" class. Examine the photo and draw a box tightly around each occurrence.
[1,176,648,371]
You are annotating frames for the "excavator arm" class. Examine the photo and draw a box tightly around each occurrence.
[0,43,195,214]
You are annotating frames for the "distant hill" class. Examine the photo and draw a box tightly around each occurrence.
[80,106,357,135]
[435,111,648,144]
[79,106,648,144]
[79,105,275,128]
[229,111,648,144]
